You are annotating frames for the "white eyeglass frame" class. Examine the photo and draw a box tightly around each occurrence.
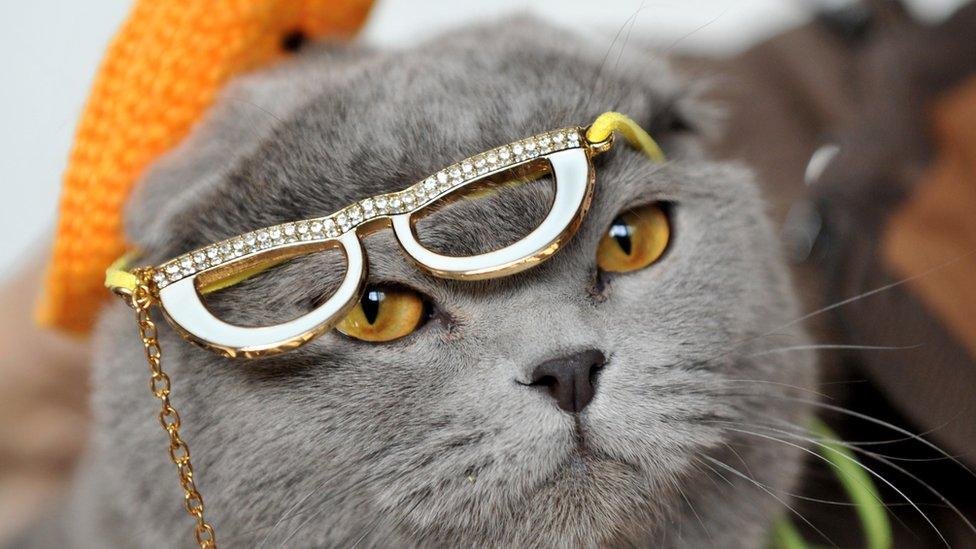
[122,126,613,358]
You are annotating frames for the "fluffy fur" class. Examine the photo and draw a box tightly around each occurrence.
[36,18,815,548]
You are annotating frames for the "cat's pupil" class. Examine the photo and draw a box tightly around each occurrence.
[361,289,384,325]
[609,217,633,255]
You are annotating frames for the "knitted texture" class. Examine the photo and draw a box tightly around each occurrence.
[38,0,374,334]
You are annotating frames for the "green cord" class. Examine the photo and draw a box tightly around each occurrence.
[771,516,808,549]
[811,419,892,549]
[769,419,892,549]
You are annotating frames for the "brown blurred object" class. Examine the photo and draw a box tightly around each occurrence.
[0,256,89,542]
[886,77,976,361]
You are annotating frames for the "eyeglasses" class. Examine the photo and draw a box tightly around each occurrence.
[108,113,663,358]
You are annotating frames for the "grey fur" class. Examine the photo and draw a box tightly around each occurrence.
[39,18,815,548]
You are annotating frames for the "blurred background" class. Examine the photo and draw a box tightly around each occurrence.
[2,0,975,545]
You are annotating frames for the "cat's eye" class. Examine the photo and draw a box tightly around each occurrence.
[597,203,670,273]
[336,285,428,342]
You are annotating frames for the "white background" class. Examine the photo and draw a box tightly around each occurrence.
[0,0,967,278]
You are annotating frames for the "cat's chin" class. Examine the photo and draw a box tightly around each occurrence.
[483,451,666,547]
[497,433,674,544]
[539,423,646,488]
[380,417,679,546]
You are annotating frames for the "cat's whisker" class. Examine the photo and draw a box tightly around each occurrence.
[846,448,976,535]
[713,378,833,400]
[817,378,870,386]
[716,424,950,546]
[670,474,713,543]
[774,249,975,336]
[722,441,758,480]
[721,394,972,465]
[716,428,919,536]
[348,512,388,548]
[590,3,650,101]
[282,476,394,546]
[663,7,730,54]
[225,492,329,544]
[717,441,903,509]
[665,249,975,379]
[226,461,383,545]
[719,420,975,541]
[349,502,404,549]
[714,440,890,518]
[765,419,975,529]
[751,413,966,457]
[720,441,886,504]
[733,394,976,481]
[692,454,734,489]
[747,343,923,358]
[719,413,960,470]
[695,454,839,548]
[716,420,921,531]
[277,501,325,547]
[256,486,319,546]
[357,489,430,549]
[223,95,286,125]
[611,0,645,73]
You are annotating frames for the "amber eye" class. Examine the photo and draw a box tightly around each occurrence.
[597,203,671,273]
[336,286,428,342]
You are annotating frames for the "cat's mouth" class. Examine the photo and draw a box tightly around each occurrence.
[535,438,643,500]
[564,416,640,474]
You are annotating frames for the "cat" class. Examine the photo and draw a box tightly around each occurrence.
[27,17,815,548]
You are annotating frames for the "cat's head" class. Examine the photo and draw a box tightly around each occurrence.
[87,18,815,547]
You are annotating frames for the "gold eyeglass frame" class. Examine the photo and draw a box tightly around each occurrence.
[110,125,615,358]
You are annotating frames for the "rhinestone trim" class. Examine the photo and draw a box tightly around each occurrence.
[152,127,584,288]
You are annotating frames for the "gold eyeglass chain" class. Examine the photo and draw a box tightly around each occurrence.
[130,268,217,548]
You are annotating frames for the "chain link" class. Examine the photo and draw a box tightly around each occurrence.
[130,270,217,548]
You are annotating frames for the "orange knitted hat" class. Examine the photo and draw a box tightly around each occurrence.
[37,0,375,334]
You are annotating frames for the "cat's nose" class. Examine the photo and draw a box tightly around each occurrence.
[526,349,605,414]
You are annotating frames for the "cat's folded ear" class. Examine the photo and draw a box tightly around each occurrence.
[123,44,373,258]
[613,74,718,164]
[601,35,721,159]
[644,77,720,161]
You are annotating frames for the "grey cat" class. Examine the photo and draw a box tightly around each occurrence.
[31,17,815,548]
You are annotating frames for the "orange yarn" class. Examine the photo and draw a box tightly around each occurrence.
[38,0,374,334]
